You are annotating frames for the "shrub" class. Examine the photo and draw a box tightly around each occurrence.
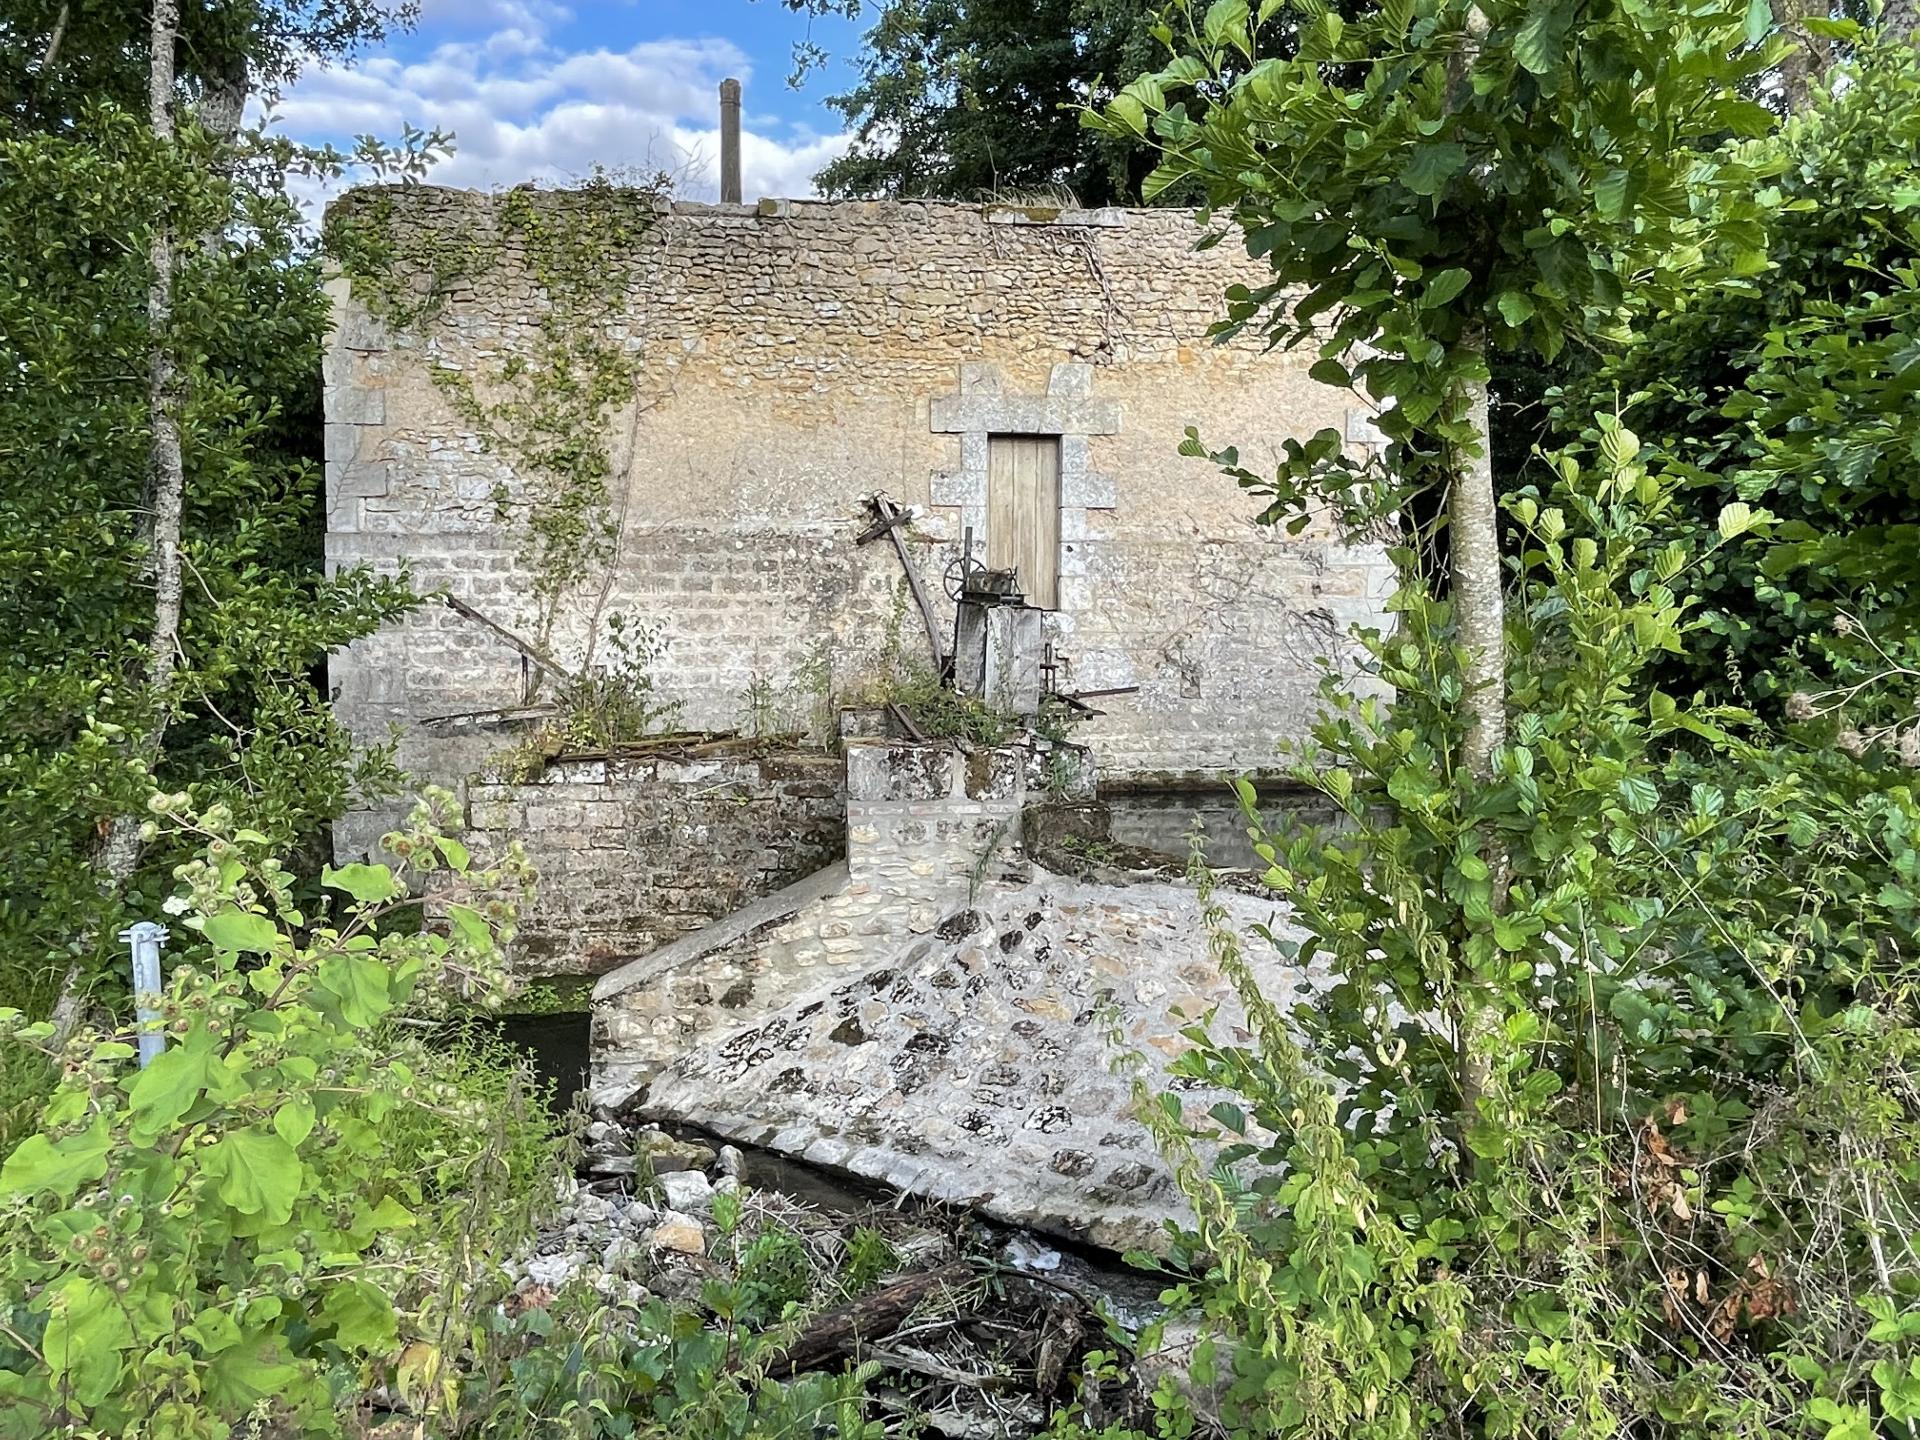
[0,789,562,1438]
[1111,436,1920,1437]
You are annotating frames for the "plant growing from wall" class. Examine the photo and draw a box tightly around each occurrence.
[0,789,560,1437]
[493,610,686,780]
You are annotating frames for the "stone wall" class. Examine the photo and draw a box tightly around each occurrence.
[641,870,1329,1252]
[323,188,1392,852]
[467,749,844,978]
[592,739,1033,1091]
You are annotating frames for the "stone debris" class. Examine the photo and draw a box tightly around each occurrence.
[634,1129,716,1175]
[644,1212,708,1256]
[499,1124,1205,1438]
[655,1168,715,1213]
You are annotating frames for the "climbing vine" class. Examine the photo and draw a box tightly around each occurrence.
[328,174,672,650]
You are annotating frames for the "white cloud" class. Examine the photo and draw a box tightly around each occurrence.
[267,17,849,209]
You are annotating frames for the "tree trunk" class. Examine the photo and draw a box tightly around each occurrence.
[49,0,185,1045]
[1773,0,1811,112]
[1450,357,1506,1125]
[1886,0,1920,46]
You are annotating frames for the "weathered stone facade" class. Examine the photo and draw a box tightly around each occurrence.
[467,750,844,978]
[322,187,1380,1230]
[323,187,1392,862]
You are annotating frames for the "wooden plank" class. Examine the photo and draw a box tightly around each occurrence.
[987,435,1060,609]
[886,702,927,742]
[442,596,572,683]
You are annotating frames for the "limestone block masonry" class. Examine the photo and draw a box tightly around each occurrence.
[466,750,844,978]
[592,739,1031,1091]
[322,188,1394,857]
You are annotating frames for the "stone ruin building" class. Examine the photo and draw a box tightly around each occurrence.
[323,182,1392,1247]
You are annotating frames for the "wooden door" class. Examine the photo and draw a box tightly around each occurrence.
[986,434,1061,609]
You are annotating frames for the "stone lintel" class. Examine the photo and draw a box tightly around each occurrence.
[929,393,1121,437]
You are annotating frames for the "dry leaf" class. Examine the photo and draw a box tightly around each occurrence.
[1644,1121,1681,1168]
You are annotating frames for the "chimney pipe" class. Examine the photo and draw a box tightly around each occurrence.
[719,77,743,204]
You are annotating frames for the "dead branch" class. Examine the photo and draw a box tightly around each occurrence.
[760,1261,977,1376]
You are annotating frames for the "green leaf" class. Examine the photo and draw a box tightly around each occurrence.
[185,1306,244,1355]
[445,902,493,951]
[1492,915,1538,952]
[320,1280,399,1351]
[1308,357,1352,387]
[316,953,396,1028]
[1421,268,1471,309]
[1718,501,1753,539]
[1400,142,1466,197]
[0,1119,111,1199]
[321,862,404,904]
[1107,91,1147,136]
[205,1337,306,1411]
[274,1095,317,1148]
[1203,0,1251,48]
[1803,15,1859,38]
[204,907,281,954]
[127,1041,216,1142]
[1209,1101,1247,1135]
[1513,2,1573,74]
[1715,98,1777,137]
[1497,291,1536,326]
[1594,167,1633,221]
[1617,775,1660,814]
[42,1276,134,1407]
[205,1128,302,1225]
[1744,0,1772,45]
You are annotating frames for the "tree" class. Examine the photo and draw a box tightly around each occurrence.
[0,4,430,1021]
[812,0,1168,202]
[1094,0,1777,1115]
[1084,9,1920,1433]
[1547,33,1920,709]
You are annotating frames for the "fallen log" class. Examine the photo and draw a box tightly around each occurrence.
[762,1261,977,1376]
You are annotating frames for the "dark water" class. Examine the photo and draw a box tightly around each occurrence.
[495,1008,593,1114]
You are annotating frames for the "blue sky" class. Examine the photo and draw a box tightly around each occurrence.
[271,0,872,201]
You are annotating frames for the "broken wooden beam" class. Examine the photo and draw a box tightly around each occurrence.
[863,494,948,671]
[854,508,911,547]
[419,702,559,730]
[886,702,927,742]
[442,596,572,683]
[761,1261,977,1376]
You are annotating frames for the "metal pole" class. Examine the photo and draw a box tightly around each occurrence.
[120,921,169,1068]
[719,77,743,204]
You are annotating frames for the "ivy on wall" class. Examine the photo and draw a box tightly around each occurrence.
[327,176,671,651]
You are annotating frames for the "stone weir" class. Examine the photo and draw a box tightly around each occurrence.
[591,738,1330,1253]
